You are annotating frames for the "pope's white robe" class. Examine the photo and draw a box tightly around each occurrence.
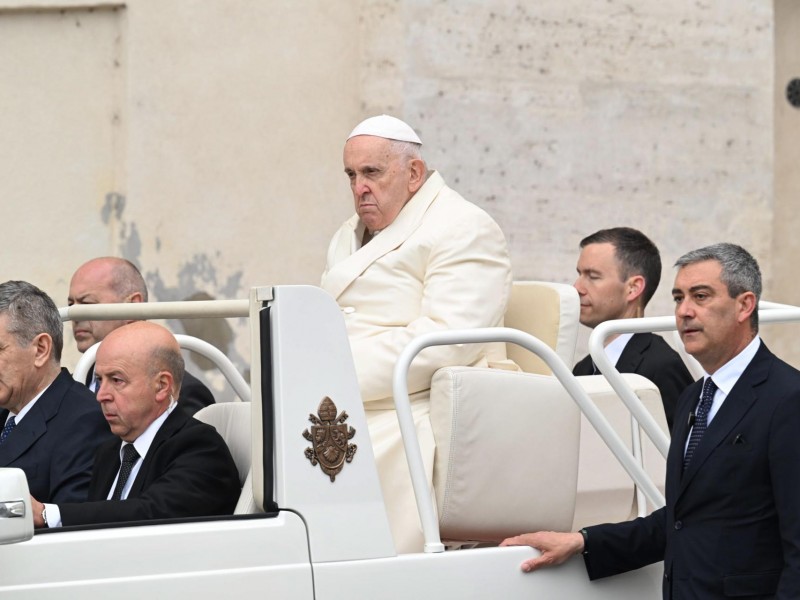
[321,171,512,552]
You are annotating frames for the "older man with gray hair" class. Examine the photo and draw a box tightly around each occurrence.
[321,115,512,552]
[0,280,113,503]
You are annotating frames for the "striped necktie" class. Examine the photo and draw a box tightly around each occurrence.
[683,377,717,470]
[111,444,140,500]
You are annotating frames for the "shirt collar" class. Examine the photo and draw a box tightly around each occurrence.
[11,378,56,424]
[605,332,634,367]
[124,400,177,460]
[703,335,761,394]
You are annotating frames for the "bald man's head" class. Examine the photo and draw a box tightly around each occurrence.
[68,257,147,352]
[94,322,184,442]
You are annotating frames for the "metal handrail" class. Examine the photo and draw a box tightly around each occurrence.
[588,303,800,517]
[59,299,249,321]
[392,327,666,554]
[74,335,251,402]
[587,302,800,462]
[60,300,251,402]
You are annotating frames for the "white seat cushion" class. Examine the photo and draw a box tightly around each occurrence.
[430,367,581,542]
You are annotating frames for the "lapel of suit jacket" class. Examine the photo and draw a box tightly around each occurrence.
[0,369,68,466]
[666,378,701,499]
[92,438,123,500]
[676,343,770,498]
[320,171,445,300]
[127,406,190,497]
[615,333,651,373]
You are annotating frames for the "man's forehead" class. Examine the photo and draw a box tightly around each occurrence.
[673,260,723,288]
[578,243,619,269]
[344,135,393,159]
[71,263,116,291]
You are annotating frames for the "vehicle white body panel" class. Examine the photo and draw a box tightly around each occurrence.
[0,285,677,598]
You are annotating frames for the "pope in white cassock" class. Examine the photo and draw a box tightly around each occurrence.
[321,115,513,553]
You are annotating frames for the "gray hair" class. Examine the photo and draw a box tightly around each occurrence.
[149,345,185,395]
[0,281,63,361]
[674,243,762,331]
[389,140,423,163]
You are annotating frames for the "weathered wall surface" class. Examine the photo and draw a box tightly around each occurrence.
[0,0,792,391]
[360,0,774,311]
[359,0,783,360]
[0,1,361,395]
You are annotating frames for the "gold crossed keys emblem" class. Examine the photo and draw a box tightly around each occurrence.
[303,397,357,482]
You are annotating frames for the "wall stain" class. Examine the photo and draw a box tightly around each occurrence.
[100,198,248,395]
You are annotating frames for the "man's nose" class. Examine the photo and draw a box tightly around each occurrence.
[573,277,585,294]
[354,177,370,196]
[95,382,110,402]
[675,299,692,318]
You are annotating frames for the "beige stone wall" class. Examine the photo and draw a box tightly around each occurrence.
[0,0,791,392]
[358,0,781,362]
[0,1,362,396]
[769,0,800,363]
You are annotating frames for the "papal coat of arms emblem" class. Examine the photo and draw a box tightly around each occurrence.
[302,397,357,482]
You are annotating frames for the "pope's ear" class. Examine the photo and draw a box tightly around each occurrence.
[407,158,426,194]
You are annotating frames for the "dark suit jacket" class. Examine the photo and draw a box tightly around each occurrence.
[0,368,113,504]
[583,342,800,599]
[86,366,215,416]
[59,405,240,525]
[574,332,693,432]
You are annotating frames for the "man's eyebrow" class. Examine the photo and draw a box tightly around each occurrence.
[672,284,714,295]
[688,284,714,293]
[96,368,123,379]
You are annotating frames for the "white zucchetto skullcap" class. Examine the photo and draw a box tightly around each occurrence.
[347,114,422,145]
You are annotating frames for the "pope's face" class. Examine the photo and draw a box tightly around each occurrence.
[343,136,416,233]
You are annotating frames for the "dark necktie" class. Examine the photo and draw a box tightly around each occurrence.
[0,416,16,445]
[111,444,140,500]
[684,377,717,470]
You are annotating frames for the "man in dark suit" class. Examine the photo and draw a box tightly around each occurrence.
[31,321,240,527]
[502,243,800,599]
[68,257,215,415]
[0,281,113,503]
[572,227,692,431]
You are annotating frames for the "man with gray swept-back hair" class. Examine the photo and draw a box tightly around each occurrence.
[502,242,800,599]
[69,257,215,415]
[321,115,512,553]
[0,280,114,504]
[675,242,763,332]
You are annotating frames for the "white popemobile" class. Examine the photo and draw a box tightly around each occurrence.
[0,284,691,599]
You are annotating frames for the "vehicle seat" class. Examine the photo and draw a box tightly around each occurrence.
[430,367,581,542]
[504,281,579,375]
[194,402,257,514]
[572,374,667,529]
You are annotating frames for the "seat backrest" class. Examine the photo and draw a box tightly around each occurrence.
[429,367,581,542]
[194,402,253,494]
[504,281,579,375]
[571,373,667,529]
